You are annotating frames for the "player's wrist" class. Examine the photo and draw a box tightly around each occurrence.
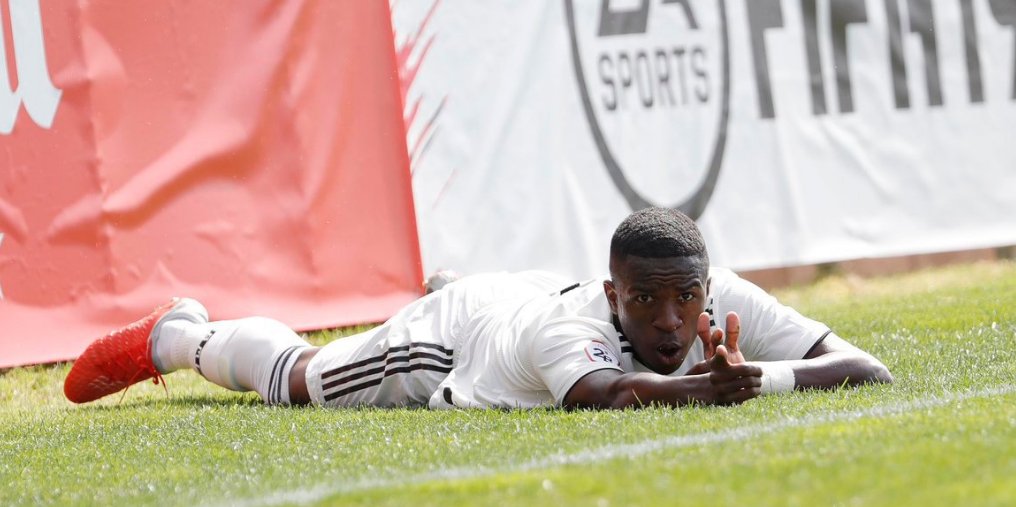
[758,362,795,394]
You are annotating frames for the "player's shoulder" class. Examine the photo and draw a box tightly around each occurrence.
[707,266,745,291]
[540,315,618,341]
[708,266,738,280]
[535,313,623,352]
[708,266,772,306]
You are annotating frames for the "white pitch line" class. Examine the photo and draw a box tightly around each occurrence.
[228,385,1016,507]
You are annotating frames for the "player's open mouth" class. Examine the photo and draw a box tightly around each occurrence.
[657,343,681,358]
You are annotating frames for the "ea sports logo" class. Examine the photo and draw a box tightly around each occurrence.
[564,0,730,219]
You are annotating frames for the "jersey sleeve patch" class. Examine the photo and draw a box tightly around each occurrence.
[584,340,620,365]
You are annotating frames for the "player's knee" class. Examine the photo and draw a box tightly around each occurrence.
[240,317,305,346]
[287,347,320,405]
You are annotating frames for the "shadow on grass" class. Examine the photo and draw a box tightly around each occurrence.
[64,393,429,412]
[66,393,269,412]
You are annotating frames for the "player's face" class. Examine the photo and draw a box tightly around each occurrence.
[605,254,709,375]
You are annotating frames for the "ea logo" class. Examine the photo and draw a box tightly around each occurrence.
[564,0,730,219]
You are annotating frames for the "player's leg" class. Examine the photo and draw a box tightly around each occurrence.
[288,347,319,405]
[288,270,575,405]
[298,272,569,408]
[299,281,494,408]
[152,312,312,405]
[64,271,575,405]
[64,298,312,405]
[301,314,452,408]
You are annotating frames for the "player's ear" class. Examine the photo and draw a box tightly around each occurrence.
[603,280,619,314]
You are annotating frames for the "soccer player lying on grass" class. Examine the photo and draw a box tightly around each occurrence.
[64,208,892,409]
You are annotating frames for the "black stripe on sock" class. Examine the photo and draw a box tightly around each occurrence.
[193,330,216,377]
[323,363,454,402]
[320,342,452,380]
[270,346,300,404]
[266,346,291,404]
[321,351,453,391]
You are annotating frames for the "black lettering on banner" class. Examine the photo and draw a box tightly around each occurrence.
[597,0,699,36]
[636,50,654,107]
[600,54,617,110]
[673,47,688,105]
[830,0,868,113]
[597,46,707,111]
[590,0,1008,122]
[747,0,784,119]
[655,48,675,107]
[799,0,869,114]
[692,47,709,102]
[619,52,632,109]
[886,0,942,108]
[909,0,944,106]
[565,0,732,217]
[801,0,828,115]
[598,0,650,36]
[886,0,910,108]
[592,0,709,113]
[988,0,1016,99]
[959,0,985,103]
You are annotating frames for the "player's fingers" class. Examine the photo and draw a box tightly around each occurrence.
[710,345,730,372]
[726,362,763,378]
[686,360,710,376]
[712,370,762,392]
[697,313,714,359]
[711,329,724,351]
[719,385,762,405]
[725,312,741,353]
[730,374,762,391]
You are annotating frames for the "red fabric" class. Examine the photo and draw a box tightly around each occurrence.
[0,1,422,368]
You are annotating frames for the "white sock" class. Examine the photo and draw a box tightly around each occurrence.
[152,316,310,405]
[152,319,211,374]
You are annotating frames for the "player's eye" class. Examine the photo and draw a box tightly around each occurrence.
[634,294,654,304]
[679,292,696,302]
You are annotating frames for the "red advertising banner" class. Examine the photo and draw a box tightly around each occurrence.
[0,0,423,368]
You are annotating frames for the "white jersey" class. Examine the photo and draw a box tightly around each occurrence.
[304,269,830,409]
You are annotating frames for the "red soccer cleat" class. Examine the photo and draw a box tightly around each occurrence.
[64,299,182,404]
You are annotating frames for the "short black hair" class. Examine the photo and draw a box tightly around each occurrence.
[609,207,709,264]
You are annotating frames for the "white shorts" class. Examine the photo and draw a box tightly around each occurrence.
[304,271,571,408]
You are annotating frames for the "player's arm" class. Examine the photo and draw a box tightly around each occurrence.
[562,347,762,409]
[696,312,893,392]
[771,332,893,389]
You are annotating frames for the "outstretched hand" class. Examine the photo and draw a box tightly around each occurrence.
[687,312,746,375]
[704,344,762,405]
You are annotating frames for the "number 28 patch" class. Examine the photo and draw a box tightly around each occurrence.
[584,340,619,365]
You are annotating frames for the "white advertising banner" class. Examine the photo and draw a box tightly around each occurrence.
[392,0,1016,278]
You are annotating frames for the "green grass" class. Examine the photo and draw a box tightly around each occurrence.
[2,262,1015,506]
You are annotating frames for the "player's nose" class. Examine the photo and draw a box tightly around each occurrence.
[652,303,682,332]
